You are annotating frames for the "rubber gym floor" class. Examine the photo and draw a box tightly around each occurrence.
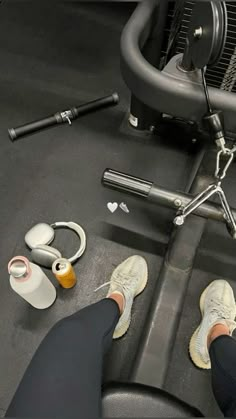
[1,2,236,417]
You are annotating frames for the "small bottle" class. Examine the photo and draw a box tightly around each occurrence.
[52,258,77,289]
[8,256,57,309]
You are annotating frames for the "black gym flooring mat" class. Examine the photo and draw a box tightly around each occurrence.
[1,2,236,417]
[164,178,236,417]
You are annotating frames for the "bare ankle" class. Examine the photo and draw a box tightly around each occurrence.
[108,292,125,315]
[207,323,230,348]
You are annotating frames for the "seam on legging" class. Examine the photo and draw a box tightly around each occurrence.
[99,302,120,418]
[99,302,120,344]
[103,299,120,334]
[103,312,120,339]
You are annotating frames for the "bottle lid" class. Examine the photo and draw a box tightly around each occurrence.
[8,257,29,279]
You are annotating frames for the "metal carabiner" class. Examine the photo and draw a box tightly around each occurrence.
[215,148,234,180]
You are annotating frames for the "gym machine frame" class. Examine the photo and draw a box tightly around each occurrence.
[102,0,236,235]
[101,0,236,388]
[103,168,236,227]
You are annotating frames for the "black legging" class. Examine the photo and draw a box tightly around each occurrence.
[5,299,236,418]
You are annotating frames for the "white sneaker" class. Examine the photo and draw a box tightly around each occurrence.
[189,280,236,369]
[107,255,148,339]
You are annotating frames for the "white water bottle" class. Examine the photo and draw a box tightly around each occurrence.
[8,256,57,309]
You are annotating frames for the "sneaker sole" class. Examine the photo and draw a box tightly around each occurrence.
[113,265,148,339]
[189,284,212,369]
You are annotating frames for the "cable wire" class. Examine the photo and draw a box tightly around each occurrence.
[201,67,212,113]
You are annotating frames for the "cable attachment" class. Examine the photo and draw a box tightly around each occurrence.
[60,110,73,125]
[201,68,226,153]
[173,146,236,238]
[215,148,235,181]
[203,110,226,153]
[174,66,236,238]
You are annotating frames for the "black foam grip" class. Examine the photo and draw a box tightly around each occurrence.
[8,93,119,141]
[8,115,57,141]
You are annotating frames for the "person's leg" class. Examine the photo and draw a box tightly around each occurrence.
[6,255,148,418]
[209,328,236,416]
[189,280,236,416]
[6,299,120,418]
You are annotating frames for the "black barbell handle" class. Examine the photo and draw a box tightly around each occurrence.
[8,93,119,141]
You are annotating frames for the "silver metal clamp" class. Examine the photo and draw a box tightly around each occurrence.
[174,148,236,238]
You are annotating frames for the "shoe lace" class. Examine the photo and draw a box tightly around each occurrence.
[208,298,232,320]
[94,272,137,293]
[94,281,111,292]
